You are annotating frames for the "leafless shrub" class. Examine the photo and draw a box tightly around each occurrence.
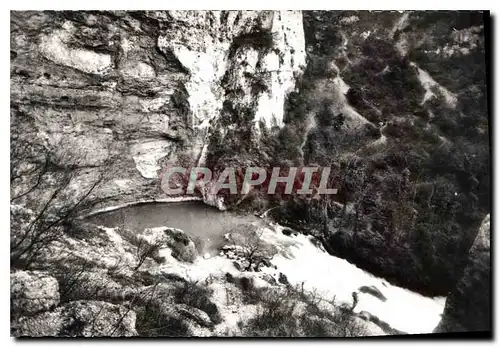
[134,237,165,271]
[52,255,131,305]
[228,225,277,271]
[240,285,366,337]
[10,117,115,270]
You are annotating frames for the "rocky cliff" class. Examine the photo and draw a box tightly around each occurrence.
[10,10,306,210]
[10,10,490,336]
[434,214,491,333]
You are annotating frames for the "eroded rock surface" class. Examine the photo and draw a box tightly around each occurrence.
[12,300,137,337]
[11,271,60,316]
[10,11,306,211]
[434,214,491,333]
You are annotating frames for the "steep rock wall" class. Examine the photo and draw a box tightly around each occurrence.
[434,214,491,333]
[10,11,305,211]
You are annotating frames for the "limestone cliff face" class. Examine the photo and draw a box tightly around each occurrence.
[159,11,305,130]
[10,11,305,210]
[434,214,491,333]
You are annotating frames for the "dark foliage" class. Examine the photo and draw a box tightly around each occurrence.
[278,12,491,297]
[172,280,222,324]
[342,39,425,119]
[228,29,276,59]
[136,301,190,337]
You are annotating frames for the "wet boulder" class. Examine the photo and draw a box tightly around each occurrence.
[163,227,198,263]
[140,227,198,263]
[358,285,387,302]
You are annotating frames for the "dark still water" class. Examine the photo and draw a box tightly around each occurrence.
[87,201,262,254]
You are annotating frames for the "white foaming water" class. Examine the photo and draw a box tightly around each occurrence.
[259,225,445,334]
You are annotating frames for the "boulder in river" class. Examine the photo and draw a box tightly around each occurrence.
[358,285,387,302]
[141,227,198,263]
[163,227,198,263]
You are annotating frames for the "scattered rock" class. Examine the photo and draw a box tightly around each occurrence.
[281,228,294,236]
[12,300,137,337]
[11,271,60,316]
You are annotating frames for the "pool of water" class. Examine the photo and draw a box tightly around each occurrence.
[87,201,264,254]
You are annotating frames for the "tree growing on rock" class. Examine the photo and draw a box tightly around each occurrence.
[226,224,277,272]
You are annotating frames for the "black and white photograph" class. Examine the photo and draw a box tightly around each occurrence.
[9,9,491,338]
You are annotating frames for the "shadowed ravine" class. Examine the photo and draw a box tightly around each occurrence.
[87,201,446,334]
